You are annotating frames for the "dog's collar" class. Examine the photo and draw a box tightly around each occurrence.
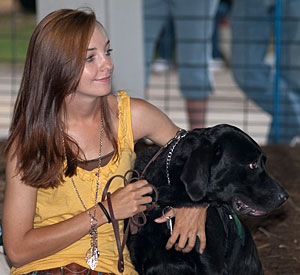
[140,128,188,183]
[231,211,243,240]
[220,205,244,242]
[166,128,188,185]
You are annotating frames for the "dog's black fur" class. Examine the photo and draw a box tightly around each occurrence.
[127,124,288,275]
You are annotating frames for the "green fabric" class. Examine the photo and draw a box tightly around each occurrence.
[232,212,243,240]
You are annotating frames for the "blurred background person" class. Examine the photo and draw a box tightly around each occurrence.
[230,0,300,144]
[144,0,219,129]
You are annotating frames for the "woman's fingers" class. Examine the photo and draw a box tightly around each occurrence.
[155,206,209,254]
[107,180,154,220]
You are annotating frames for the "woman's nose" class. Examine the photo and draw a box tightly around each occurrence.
[99,55,113,71]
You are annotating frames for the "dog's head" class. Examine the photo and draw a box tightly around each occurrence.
[180,124,289,217]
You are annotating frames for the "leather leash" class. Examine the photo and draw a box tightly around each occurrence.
[101,169,158,273]
[101,129,188,273]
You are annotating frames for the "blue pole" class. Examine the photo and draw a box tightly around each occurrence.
[274,0,281,143]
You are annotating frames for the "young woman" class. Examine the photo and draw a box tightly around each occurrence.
[2,9,208,275]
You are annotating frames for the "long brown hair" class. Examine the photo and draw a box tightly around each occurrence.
[5,9,118,188]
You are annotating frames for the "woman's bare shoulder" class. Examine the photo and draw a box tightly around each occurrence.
[130,97,178,145]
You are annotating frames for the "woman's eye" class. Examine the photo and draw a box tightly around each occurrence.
[249,162,258,169]
[105,48,113,56]
[86,55,94,62]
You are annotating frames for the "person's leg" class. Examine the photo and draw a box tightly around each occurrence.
[185,99,207,129]
[231,0,273,114]
[273,0,300,143]
[230,0,293,143]
[212,0,231,60]
[231,0,300,143]
[173,0,219,129]
[152,17,175,73]
[158,17,175,61]
[143,0,169,84]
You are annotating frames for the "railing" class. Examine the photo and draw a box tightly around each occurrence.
[1,0,299,145]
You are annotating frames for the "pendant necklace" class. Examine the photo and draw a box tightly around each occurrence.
[62,115,104,270]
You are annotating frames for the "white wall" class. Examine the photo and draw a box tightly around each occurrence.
[37,0,145,98]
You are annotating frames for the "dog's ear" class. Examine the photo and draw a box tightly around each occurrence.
[180,140,213,201]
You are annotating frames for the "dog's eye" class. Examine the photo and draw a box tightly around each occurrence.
[249,162,258,169]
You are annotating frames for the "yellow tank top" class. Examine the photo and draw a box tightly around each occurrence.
[12,91,138,275]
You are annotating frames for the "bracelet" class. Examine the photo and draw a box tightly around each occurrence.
[98,202,112,223]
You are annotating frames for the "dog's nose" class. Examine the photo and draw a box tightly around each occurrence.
[278,191,289,202]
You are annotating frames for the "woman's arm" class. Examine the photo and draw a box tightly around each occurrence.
[130,98,208,253]
[3,148,153,267]
[130,97,178,145]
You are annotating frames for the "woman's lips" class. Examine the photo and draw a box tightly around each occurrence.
[95,76,111,82]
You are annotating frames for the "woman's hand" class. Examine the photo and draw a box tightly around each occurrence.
[105,180,153,220]
[155,205,209,254]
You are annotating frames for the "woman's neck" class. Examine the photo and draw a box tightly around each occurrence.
[63,95,103,125]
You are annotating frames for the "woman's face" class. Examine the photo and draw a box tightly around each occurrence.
[75,24,114,97]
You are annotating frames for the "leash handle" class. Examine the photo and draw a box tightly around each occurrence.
[102,169,158,219]
[101,169,159,273]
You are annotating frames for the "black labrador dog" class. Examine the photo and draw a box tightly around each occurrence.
[127,124,288,275]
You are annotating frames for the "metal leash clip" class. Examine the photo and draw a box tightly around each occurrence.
[162,206,176,235]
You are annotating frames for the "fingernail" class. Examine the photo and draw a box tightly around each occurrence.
[155,217,164,223]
